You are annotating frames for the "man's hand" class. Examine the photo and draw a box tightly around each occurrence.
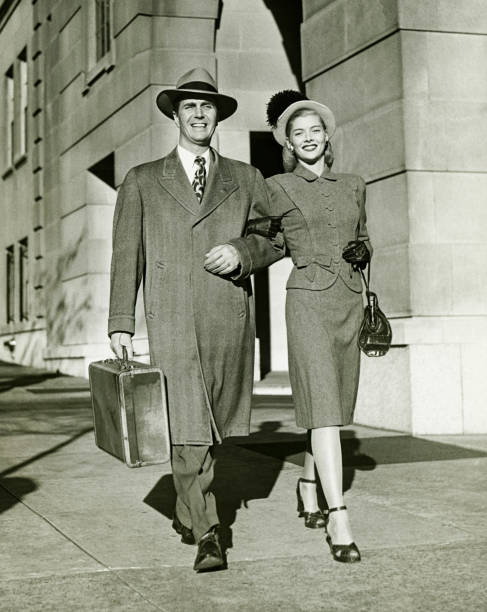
[110,332,134,360]
[204,244,241,275]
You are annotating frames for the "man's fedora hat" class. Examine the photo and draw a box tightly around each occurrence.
[156,67,238,121]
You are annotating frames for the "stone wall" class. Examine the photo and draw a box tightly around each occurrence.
[302,0,487,433]
[0,0,45,366]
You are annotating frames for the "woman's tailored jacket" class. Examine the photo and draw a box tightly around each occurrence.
[266,164,372,292]
[108,148,284,445]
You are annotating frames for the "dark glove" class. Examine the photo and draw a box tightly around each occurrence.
[342,240,370,270]
[246,216,282,238]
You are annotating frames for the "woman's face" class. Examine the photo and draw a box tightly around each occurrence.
[286,112,327,164]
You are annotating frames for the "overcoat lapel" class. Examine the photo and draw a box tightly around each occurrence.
[193,151,238,226]
[158,148,200,216]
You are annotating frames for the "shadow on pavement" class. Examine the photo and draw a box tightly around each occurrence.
[143,422,287,552]
[0,390,94,513]
[0,360,62,393]
[0,427,93,480]
[234,422,377,497]
[0,477,38,514]
[239,431,487,467]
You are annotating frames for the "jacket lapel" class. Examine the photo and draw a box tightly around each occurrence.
[293,163,338,199]
[158,148,200,216]
[193,150,238,226]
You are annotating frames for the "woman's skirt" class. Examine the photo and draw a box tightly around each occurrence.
[286,276,363,428]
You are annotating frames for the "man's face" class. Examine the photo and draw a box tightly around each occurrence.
[173,97,218,151]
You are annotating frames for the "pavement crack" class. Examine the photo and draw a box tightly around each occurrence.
[1,488,169,611]
[109,570,170,612]
[1,487,109,569]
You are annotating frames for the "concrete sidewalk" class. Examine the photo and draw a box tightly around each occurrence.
[1,363,487,611]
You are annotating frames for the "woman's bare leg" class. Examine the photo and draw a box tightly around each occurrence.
[300,432,319,512]
[311,426,354,544]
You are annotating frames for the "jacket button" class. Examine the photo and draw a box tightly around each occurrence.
[156,261,165,269]
[239,312,245,319]
[147,313,155,320]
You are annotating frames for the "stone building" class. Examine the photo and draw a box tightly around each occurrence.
[1,0,486,435]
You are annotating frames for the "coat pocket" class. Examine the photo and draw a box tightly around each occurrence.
[147,261,166,320]
[231,281,249,320]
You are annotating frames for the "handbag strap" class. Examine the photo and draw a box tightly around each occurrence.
[359,264,377,326]
[359,263,371,292]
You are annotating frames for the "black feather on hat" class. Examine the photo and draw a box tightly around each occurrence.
[266,90,308,129]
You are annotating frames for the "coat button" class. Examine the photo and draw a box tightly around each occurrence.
[239,312,245,318]
[147,313,155,320]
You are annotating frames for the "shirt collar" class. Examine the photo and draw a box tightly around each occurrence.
[177,144,210,167]
[293,162,338,182]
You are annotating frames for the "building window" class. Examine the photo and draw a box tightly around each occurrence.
[6,245,15,323]
[3,51,28,170]
[83,0,115,92]
[5,65,14,166]
[18,48,28,157]
[95,0,111,62]
[19,237,29,321]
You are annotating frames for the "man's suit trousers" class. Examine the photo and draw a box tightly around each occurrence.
[171,444,219,543]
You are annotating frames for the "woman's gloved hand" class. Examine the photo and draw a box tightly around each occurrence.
[342,240,370,269]
[246,216,282,238]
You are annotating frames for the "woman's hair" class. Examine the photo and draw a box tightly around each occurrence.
[284,108,334,171]
[285,108,326,138]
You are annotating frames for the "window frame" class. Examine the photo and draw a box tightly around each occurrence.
[5,65,14,171]
[6,245,15,324]
[83,0,115,93]
[95,0,111,63]
[18,237,29,322]
[18,48,28,160]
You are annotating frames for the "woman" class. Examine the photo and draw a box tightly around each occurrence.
[265,91,371,563]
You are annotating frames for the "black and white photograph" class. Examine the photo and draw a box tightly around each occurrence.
[1,0,486,610]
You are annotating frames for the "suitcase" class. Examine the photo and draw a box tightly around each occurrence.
[89,349,171,467]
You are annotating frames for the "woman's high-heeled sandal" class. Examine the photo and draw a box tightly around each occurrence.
[325,505,361,563]
[296,478,327,529]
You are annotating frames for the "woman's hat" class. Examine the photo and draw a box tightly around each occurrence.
[156,67,238,121]
[270,96,336,146]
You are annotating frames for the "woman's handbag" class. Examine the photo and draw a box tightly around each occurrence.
[358,265,392,357]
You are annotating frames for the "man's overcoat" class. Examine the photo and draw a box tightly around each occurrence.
[108,148,283,445]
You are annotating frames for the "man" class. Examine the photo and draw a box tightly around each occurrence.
[108,67,283,572]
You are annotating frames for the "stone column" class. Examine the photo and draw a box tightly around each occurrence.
[302,0,487,433]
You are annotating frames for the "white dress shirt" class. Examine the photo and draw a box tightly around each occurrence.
[177,145,211,185]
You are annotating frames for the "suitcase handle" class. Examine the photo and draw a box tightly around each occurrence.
[119,346,133,372]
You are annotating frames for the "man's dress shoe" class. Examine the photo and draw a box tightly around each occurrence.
[193,527,225,572]
[172,514,195,545]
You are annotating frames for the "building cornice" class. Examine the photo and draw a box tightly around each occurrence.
[0,0,21,33]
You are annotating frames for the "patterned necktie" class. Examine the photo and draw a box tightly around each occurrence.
[192,156,206,202]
